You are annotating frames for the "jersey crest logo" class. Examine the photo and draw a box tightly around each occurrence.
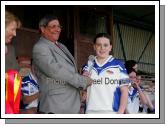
[106,70,114,74]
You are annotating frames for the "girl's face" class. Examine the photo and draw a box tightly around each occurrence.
[129,71,137,83]
[129,71,139,88]
[5,21,17,44]
[94,37,112,59]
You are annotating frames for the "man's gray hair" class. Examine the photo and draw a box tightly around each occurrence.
[39,14,58,28]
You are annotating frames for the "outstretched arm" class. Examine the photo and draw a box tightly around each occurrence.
[33,44,92,90]
[118,85,128,114]
[22,92,39,104]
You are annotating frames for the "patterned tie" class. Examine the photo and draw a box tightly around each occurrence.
[55,42,60,48]
[55,43,74,64]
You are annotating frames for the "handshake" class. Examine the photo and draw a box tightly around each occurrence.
[80,71,92,103]
[82,71,93,88]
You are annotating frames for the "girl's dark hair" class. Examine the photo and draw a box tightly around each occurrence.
[93,33,112,45]
[125,60,137,72]
[127,68,136,74]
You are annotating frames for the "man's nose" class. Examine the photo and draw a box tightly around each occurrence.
[101,45,105,49]
[56,28,61,32]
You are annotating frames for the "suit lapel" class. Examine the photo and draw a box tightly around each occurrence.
[54,44,74,65]
[59,44,75,62]
[40,37,77,71]
[58,43,77,70]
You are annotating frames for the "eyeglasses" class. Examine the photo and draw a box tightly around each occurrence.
[46,25,63,30]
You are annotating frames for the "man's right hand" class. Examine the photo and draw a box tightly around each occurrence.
[82,71,93,88]
[84,76,93,88]
[82,71,91,77]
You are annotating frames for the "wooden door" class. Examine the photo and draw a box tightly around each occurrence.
[74,6,113,70]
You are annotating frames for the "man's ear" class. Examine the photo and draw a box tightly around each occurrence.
[40,27,45,33]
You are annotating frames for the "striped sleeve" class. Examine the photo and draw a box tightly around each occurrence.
[117,60,130,86]
[21,77,30,96]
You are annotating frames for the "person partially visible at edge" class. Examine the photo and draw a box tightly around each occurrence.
[125,60,155,113]
[5,10,21,71]
[5,10,22,114]
[81,33,129,114]
[32,14,92,114]
[20,59,39,114]
[125,68,155,114]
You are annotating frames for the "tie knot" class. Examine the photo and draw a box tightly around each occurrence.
[55,43,60,48]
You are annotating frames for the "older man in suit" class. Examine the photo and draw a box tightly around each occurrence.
[33,15,92,114]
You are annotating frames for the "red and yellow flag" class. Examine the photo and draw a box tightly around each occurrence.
[5,70,22,114]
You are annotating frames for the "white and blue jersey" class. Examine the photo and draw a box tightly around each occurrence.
[82,55,130,113]
[126,86,144,113]
[21,72,39,109]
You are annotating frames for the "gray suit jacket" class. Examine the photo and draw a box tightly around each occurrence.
[33,37,87,113]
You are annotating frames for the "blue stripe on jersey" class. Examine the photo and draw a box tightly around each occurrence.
[112,87,121,111]
[83,57,127,76]
[129,88,138,101]
[22,75,39,89]
[21,90,29,95]
[111,59,127,74]
[21,82,28,87]
[129,86,144,101]
[21,73,39,94]
[23,81,38,89]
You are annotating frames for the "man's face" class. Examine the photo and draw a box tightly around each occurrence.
[41,19,61,42]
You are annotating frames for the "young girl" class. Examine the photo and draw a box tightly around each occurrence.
[126,68,155,114]
[81,33,129,114]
